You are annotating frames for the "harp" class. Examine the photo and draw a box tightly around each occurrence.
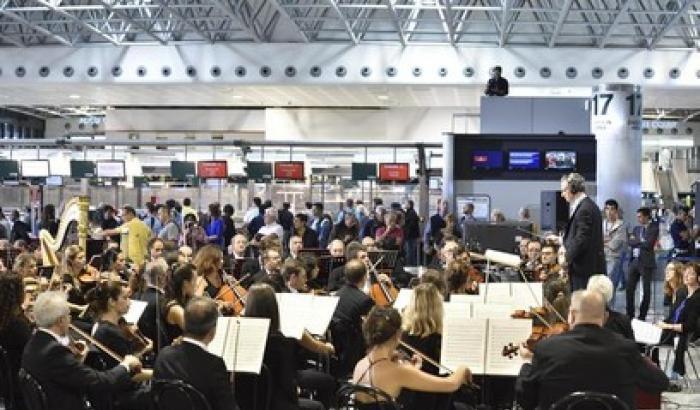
[39,196,89,267]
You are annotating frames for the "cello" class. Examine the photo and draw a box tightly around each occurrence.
[367,255,398,307]
[214,271,248,316]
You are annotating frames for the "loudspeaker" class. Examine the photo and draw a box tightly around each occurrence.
[540,190,569,232]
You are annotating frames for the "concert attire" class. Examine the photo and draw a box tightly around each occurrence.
[563,196,605,290]
[625,221,659,320]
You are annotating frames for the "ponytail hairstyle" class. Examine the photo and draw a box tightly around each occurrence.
[165,263,196,307]
[85,281,124,316]
[362,306,402,348]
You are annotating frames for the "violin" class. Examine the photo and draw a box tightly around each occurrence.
[215,272,248,316]
[118,317,150,355]
[398,340,479,390]
[502,308,570,358]
[77,265,100,285]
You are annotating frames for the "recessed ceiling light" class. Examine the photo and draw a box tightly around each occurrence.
[69,94,80,99]
[232,95,243,99]
[377,95,389,100]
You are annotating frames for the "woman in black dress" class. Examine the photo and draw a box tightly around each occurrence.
[161,263,198,346]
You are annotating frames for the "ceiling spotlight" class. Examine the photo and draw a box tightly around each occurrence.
[377,95,389,100]
[232,95,243,99]
[69,94,81,99]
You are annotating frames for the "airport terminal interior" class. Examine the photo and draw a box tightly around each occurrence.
[1,0,700,409]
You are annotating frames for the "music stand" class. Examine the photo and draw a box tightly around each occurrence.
[368,250,399,271]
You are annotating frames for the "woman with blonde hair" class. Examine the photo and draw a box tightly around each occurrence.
[192,244,236,315]
[399,283,450,410]
[663,260,685,309]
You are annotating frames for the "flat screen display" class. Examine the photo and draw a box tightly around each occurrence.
[246,162,273,181]
[197,161,228,179]
[508,151,540,170]
[0,160,19,179]
[544,151,577,170]
[97,161,126,179]
[21,160,50,178]
[171,161,196,180]
[351,163,378,181]
[46,176,63,186]
[471,151,503,170]
[70,161,96,178]
[378,163,410,182]
[274,162,305,181]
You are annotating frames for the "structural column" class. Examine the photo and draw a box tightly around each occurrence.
[592,84,642,223]
[442,133,455,213]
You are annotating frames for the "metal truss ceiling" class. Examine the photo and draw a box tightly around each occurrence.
[0,0,698,49]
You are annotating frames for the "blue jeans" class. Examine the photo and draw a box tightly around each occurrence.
[607,256,624,305]
[404,238,418,266]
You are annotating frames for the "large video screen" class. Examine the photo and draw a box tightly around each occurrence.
[378,163,410,182]
[97,161,126,179]
[246,161,273,181]
[508,151,540,170]
[274,162,305,181]
[70,161,96,178]
[352,163,378,181]
[197,161,228,179]
[171,161,196,180]
[0,160,19,179]
[472,150,503,170]
[21,160,50,178]
[544,151,577,170]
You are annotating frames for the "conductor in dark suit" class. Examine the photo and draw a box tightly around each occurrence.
[626,207,660,320]
[561,173,605,290]
[516,290,668,410]
[21,291,142,410]
[154,297,239,410]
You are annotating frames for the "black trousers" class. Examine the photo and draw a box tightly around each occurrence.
[626,260,654,320]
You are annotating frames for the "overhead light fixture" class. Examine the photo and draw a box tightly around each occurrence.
[232,95,243,99]
[69,94,81,99]
[377,95,389,100]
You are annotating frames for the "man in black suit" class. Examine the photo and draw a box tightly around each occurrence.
[246,247,282,287]
[626,207,659,320]
[21,292,141,410]
[327,241,368,292]
[226,234,260,279]
[293,213,319,249]
[154,297,239,410]
[516,290,668,410]
[561,173,605,290]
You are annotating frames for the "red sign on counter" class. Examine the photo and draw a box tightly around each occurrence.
[274,162,305,180]
[379,163,410,182]
[197,161,228,179]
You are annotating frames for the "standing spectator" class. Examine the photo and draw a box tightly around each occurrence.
[244,197,262,225]
[102,206,151,266]
[0,207,11,239]
[10,210,30,243]
[258,208,284,240]
[294,213,319,249]
[181,197,197,222]
[403,200,420,266]
[375,212,404,250]
[311,203,331,249]
[626,207,659,321]
[101,205,120,244]
[278,202,294,250]
[332,213,360,245]
[205,203,225,248]
[670,205,692,258]
[603,199,628,300]
[460,203,476,224]
[222,204,236,255]
[361,206,387,239]
[165,199,181,229]
[484,65,509,96]
[303,202,314,225]
[247,202,266,238]
[158,205,180,243]
[39,204,59,237]
[423,198,447,265]
[183,214,207,252]
[143,202,162,236]
[336,198,355,224]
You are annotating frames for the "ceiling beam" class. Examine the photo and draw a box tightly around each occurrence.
[548,0,574,47]
[0,31,26,47]
[99,0,167,45]
[161,0,214,43]
[648,0,695,48]
[499,0,511,46]
[386,0,406,46]
[321,0,358,44]
[598,0,632,48]
[439,0,456,46]
[267,0,309,42]
[34,0,120,45]
[0,8,73,45]
[210,0,262,42]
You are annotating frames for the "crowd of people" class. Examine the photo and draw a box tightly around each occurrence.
[0,172,696,410]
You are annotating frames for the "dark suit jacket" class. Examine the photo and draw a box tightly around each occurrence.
[629,222,659,269]
[154,341,238,410]
[327,265,346,292]
[666,287,700,338]
[264,331,300,410]
[299,227,319,249]
[563,197,605,279]
[21,330,132,410]
[516,324,668,410]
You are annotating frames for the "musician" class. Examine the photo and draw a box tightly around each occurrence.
[301,255,324,292]
[287,235,304,261]
[162,263,198,346]
[353,306,471,406]
[419,269,448,299]
[243,284,328,410]
[85,282,151,409]
[446,260,476,295]
[130,260,168,352]
[103,206,152,266]
[0,274,33,410]
[14,253,38,279]
[655,262,700,382]
[294,213,319,249]
[536,244,560,282]
[429,239,458,271]
[193,244,239,315]
[586,274,633,340]
[226,234,259,276]
[515,290,668,410]
[560,173,605,290]
[147,237,165,263]
[100,248,129,282]
[327,242,367,292]
[399,283,451,410]
[52,245,95,307]
[21,291,142,410]
[154,297,240,410]
[518,238,531,259]
[523,240,542,273]
[281,259,307,293]
[246,248,282,288]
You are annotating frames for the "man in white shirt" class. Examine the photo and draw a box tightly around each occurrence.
[257,207,284,240]
[243,197,262,225]
[287,235,303,261]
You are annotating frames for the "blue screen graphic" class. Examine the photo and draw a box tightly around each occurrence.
[472,151,503,170]
[508,151,540,170]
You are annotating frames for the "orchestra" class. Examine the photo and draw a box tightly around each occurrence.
[0,192,690,410]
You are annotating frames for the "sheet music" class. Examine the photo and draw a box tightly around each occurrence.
[393,289,413,312]
[484,318,532,376]
[441,317,487,375]
[450,293,484,304]
[632,319,663,345]
[480,283,513,305]
[226,318,270,374]
[123,300,148,324]
[442,301,471,320]
[305,295,340,336]
[510,283,543,311]
[472,303,513,319]
[207,316,230,358]
[276,293,313,339]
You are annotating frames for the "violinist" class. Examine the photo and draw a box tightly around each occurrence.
[286,235,304,261]
[515,290,668,410]
[21,291,142,410]
[85,281,152,409]
[100,248,130,282]
[352,306,472,408]
[0,273,33,410]
[130,260,168,352]
[281,259,308,293]
[161,263,198,346]
[586,274,633,340]
[51,245,97,308]
[193,245,236,314]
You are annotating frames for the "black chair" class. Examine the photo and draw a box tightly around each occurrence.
[550,391,630,410]
[151,379,212,410]
[234,364,272,410]
[82,352,113,410]
[0,346,16,410]
[17,369,47,410]
[336,383,399,410]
